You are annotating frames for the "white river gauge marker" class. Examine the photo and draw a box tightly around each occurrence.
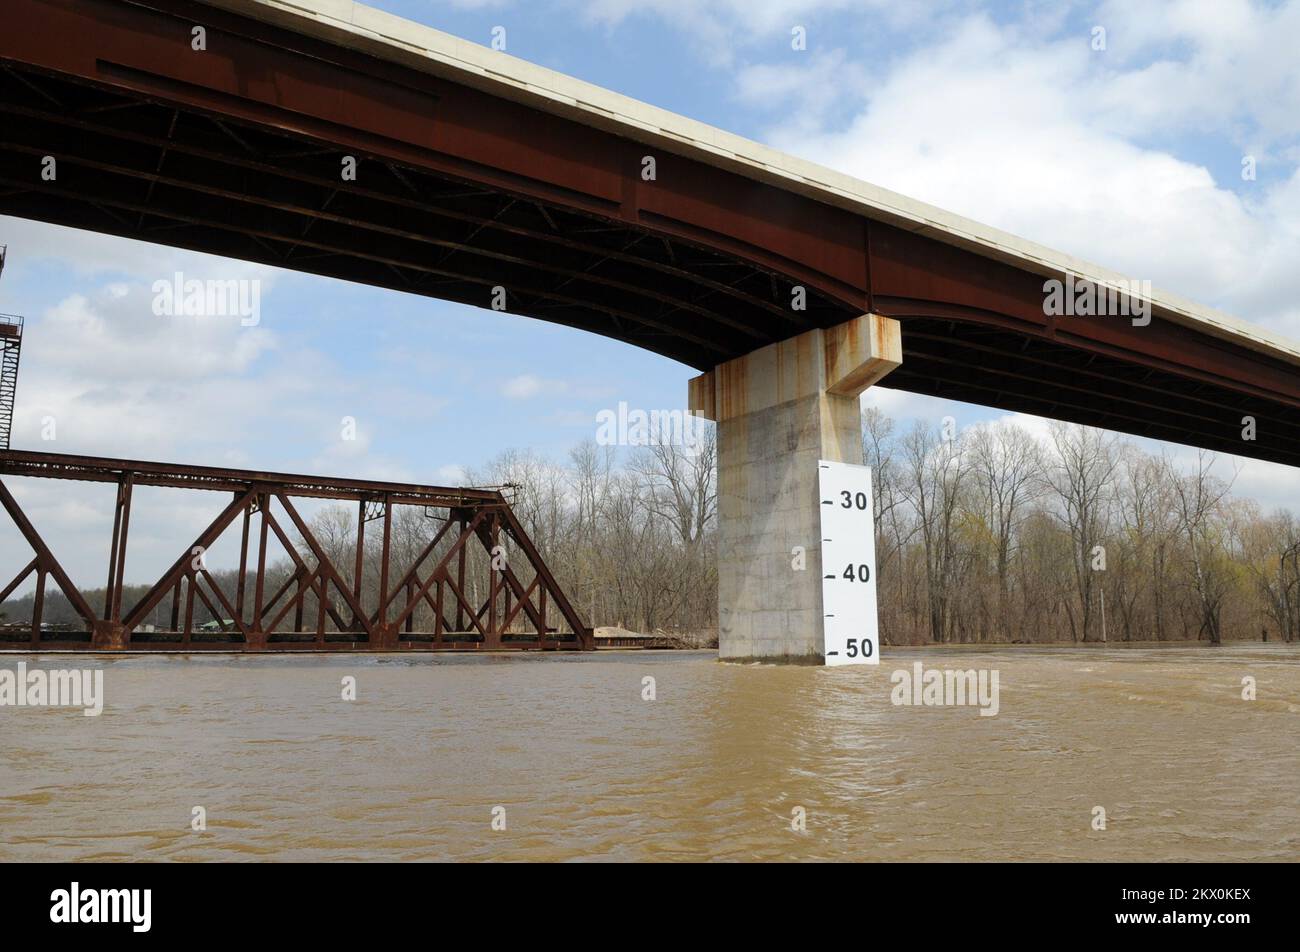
[817,459,880,666]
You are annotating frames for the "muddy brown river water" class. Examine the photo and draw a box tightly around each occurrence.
[1,645,1296,861]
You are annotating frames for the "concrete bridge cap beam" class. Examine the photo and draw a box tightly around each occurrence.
[687,314,901,422]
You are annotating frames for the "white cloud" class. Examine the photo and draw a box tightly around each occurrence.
[862,386,958,426]
[581,0,858,35]
[734,48,870,136]
[574,0,899,66]
[434,463,469,485]
[8,282,289,458]
[754,12,1300,338]
[1091,0,1300,150]
[501,373,568,398]
[39,288,276,381]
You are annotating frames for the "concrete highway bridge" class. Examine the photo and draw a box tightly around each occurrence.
[2,0,1298,660]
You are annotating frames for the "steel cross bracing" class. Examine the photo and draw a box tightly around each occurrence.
[0,450,594,651]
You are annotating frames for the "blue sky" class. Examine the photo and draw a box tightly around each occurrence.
[2,0,1300,588]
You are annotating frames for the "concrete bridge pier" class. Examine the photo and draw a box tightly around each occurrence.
[689,314,902,663]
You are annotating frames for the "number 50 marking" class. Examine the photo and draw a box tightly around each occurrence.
[845,638,873,659]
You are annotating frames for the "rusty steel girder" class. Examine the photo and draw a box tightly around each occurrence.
[0,450,594,651]
[0,0,1298,467]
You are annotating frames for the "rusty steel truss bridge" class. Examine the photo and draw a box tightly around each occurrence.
[0,451,593,651]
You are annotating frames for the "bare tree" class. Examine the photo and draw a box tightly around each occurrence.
[1045,422,1119,642]
[968,420,1043,638]
[900,420,970,643]
[1168,450,1237,645]
[1112,445,1177,641]
[630,428,717,553]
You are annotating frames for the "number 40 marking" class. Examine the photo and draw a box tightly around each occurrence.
[842,563,870,582]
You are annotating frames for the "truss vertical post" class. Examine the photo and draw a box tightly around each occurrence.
[486,512,501,648]
[249,491,270,649]
[106,472,133,623]
[353,498,366,607]
[235,499,251,624]
[314,574,326,643]
[434,579,444,644]
[373,496,396,648]
[104,480,125,619]
[30,569,44,646]
[92,471,134,647]
[294,571,306,633]
[182,578,194,644]
[455,513,467,633]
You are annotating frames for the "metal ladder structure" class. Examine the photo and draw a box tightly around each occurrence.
[0,246,23,451]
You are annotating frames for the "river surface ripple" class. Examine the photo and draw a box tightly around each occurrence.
[1,645,1296,861]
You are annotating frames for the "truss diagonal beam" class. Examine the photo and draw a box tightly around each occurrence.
[0,478,97,624]
[0,451,591,651]
[122,488,258,630]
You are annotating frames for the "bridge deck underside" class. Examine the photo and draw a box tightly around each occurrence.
[0,62,849,372]
[888,317,1297,463]
[1,27,1299,466]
